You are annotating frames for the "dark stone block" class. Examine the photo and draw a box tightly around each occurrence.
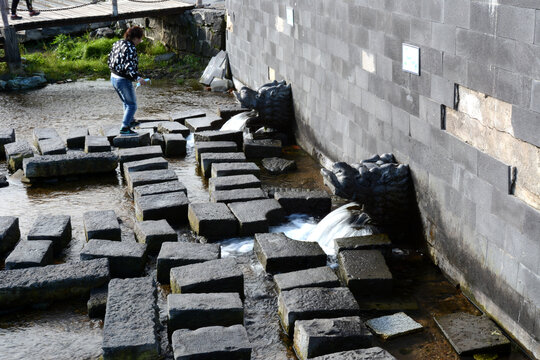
[157,242,220,284]
[4,240,53,270]
[112,131,151,148]
[0,216,20,255]
[194,130,243,147]
[209,174,261,193]
[195,141,237,162]
[170,109,206,124]
[122,157,169,177]
[337,250,393,296]
[27,214,71,255]
[274,190,331,216]
[127,169,178,194]
[38,137,66,155]
[274,266,340,293]
[4,141,34,172]
[185,114,225,132]
[228,199,285,235]
[211,162,260,178]
[133,180,187,199]
[243,138,282,158]
[163,133,187,156]
[0,128,16,157]
[310,347,396,360]
[83,210,121,241]
[84,136,111,153]
[87,286,107,318]
[23,152,118,180]
[66,127,89,149]
[135,192,189,224]
[334,234,392,254]
[200,152,246,177]
[188,202,238,239]
[217,104,249,121]
[211,188,267,203]
[99,125,120,144]
[158,122,190,137]
[33,128,60,144]
[80,239,147,278]
[118,145,163,164]
[134,219,177,254]
[364,312,423,340]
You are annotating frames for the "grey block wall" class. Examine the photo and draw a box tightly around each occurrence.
[226,0,540,356]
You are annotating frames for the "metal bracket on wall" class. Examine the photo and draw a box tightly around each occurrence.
[453,84,460,110]
[440,105,446,130]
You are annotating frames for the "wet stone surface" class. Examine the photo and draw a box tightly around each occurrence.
[228,199,286,236]
[194,130,243,147]
[135,191,189,224]
[0,216,20,255]
[293,316,373,360]
[80,239,147,278]
[211,161,260,178]
[262,157,297,174]
[200,152,246,177]
[83,210,121,241]
[127,169,178,194]
[84,136,111,153]
[338,250,393,296]
[310,347,397,360]
[122,157,169,177]
[194,140,237,162]
[23,152,119,179]
[4,240,54,270]
[365,312,423,340]
[274,189,331,216]
[188,202,238,239]
[209,174,261,193]
[334,234,393,254]
[133,180,187,199]
[117,145,163,164]
[4,140,34,171]
[273,266,340,293]
[134,219,177,254]
[27,214,71,254]
[157,241,220,284]
[211,187,267,203]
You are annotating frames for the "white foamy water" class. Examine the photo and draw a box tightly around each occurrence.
[219,112,251,131]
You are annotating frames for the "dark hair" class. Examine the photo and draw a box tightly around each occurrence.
[124,26,144,42]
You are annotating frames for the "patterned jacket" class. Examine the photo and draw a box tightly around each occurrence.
[108,40,141,81]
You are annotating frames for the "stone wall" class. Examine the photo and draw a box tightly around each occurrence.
[225,0,540,356]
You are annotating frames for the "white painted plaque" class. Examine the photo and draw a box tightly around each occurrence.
[402,43,420,75]
[286,6,294,26]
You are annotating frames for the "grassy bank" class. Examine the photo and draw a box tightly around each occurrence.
[0,32,206,86]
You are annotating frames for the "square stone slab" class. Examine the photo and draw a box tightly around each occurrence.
[127,169,178,194]
[211,162,260,178]
[365,312,423,340]
[310,347,396,360]
[112,131,151,148]
[217,105,249,121]
[185,114,225,132]
[118,145,163,164]
[211,188,267,203]
[337,250,393,296]
[0,216,20,255]
[168,292,243,333]
[27,214,71,255]
[243,138,282,158]
[103,277,159,360]
[334,234,392,254]
[158,122,190,137]
[195,141,237,162]
[194,130,243,147]
[434,312,511,356]
[83,210,121,241]
[0,128,15,156]
[163,133,187,156]
[5,141,34,172]
[38,137,66,155]
[122,157,169,177]
[172,325,251,360]
[84,136,111,153]
[87,286,107,318]
[228,199,286,235]
[133,180,187,200]
[4,240,54,270]
[274,266,340,293]
[170,258,243,298]
[188,202,238,239]
[99,125,120,143]
[293,316,373,360]
[157,242,220,284]
[209,174,261,193]
[170,109,206,124]
[254,232,327,273]
[135,191,189,224]
[80,239,147,278]
[33,128,60,144]
[66,127,89,149]
[134,219,177,254]
[200,152,246,177]
[274,190,332,216]
[278,287,360,335]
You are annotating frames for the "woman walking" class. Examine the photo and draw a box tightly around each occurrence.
[108,26,148,135]
[10,0,39,20]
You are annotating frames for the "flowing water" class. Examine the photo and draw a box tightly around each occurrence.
[0,81,530,360]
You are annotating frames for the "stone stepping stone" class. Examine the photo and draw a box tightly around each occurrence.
[185,114,225,132]
[135,191,189,224]
[188,202,238,239]
[293,316,373,360]
[243,138,282,158]
[87,286,107,318]
[5,140,34,172]
[66,127,89,149]
[23,152,118,180]
[163,133,187,156]
[113,131,151,148]
[337,250,392,296]
[4,240,53,270]
[157,242,220,284]
[365,312,423,340]
[209,174,261,193]
[37,137,66,155]
[217,104,249,121]
[194,130,243,147]
[310,347,396,360]
[172,325,251,360]
[262,157,297,174]
[122,157,168,177]
[254,232,326,273]
[211,188,267,203]
[99,125,120,144]
[0,173,7,188]
[151,132,165,147]
[138,121,164,130]
[33,128,60,145]
[0,216,20,255]
[127,168,178,194]
[117,145,163,164]
[170,258,244,298]
[274,266,340,293]
[200,152,246,177]
[434,312,511,356]
[0,258,109,310]
[278,287,360,335]
[158,122,190,137]
[274,189,332,216]
[228,199,286,235]
[133,180,187,200]
[103,277,159,359]
[194,141,237,162]
[80,239,147,278]
[83,210,121,241]
[170,109,206,124]
[334,234,392,254]
[211,162,260,178]
[84,136,111,153]
[0,128,15,156]
[27,214,71,255]
[168,293,243,333]
[137,116,169,123]
[134,219,177,254]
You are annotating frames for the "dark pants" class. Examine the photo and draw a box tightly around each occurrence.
[11,0,32,14]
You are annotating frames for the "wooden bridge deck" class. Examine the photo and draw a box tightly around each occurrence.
[6,0,194,31]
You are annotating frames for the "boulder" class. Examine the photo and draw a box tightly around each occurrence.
[4,141,34,172]
[0,216,20,255]
[274,190,332,216]
[227,199,285,235]
[211,162,260,178]
[23,152,118,180]
[157,242,220,284]
[188,202,238,239]
[134,219,177,254]
[262,157,297,174]
[135,192,189,224]
[80,239,147,278]
[83,210,121,241]
[4,240,54,270]
[84,136,111,153]
[27,214,71,254]
[274,266,340,293]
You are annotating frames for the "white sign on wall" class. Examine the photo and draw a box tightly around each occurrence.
[402,43,420,75]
